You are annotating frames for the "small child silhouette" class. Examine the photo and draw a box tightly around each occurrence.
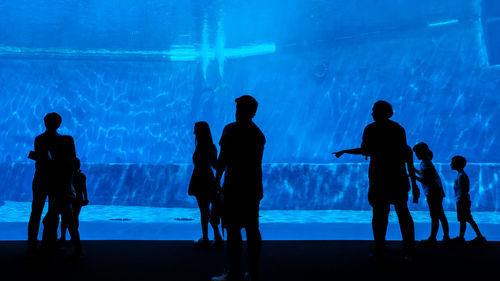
[450,156,486,244]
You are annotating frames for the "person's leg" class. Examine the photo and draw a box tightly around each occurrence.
[209,201,222,241]
[457,201,467,240]
[226,225,243,280]
[435,198,450,240]
[467,217,483,238]
[28,188,47,248]
[62,202,83,256]
[60,210,68,241]
[372,201,390,254]
[459,221,466,239]
[245,210,262,281]
[394,202,415,255]
[197,196,210,241]
[40,195,60,251]
[427,198,439,240]
[73,203,82,231]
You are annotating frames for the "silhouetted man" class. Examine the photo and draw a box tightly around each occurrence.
[335,101,420,261]
[212,95,265,281]
[27,112,61,251]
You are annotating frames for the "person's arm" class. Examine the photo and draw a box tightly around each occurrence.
[82,174,89,203]
[332,148,363,158]
[215,129,228,191]
[405,146,420,203]
[459,173,469,201]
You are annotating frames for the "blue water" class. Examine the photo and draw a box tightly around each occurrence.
[0,0,500,239]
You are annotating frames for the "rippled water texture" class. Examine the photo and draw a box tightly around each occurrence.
[0,0,499,240]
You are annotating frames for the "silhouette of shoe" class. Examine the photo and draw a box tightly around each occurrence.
[442,235,451,243]
[451,237,465,245]
[211,272,238,281]
[242,272,257,281]
[57,238,67,247]
[195,238,210,247]
[470,236,487,245]
[420,238,437,247]
[213,238,224,248]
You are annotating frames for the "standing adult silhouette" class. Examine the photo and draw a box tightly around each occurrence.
[212,95,265,281]
[27,112,61,251]
[188,121,223,246]
[335,101,420,261]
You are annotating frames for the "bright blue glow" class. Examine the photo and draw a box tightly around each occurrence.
[428,19,459,27]
[0,0,500,240]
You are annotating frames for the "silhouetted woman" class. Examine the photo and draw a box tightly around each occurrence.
[189,122,222,246]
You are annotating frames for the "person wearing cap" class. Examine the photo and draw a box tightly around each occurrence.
[334,100,420,261]
[27,112,61,252]
[212,95,266,281]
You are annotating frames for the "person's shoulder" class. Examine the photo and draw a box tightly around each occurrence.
[251,122,266,143]
[220,122,238,144]
[365,122,377,129]
[35,132,48,141]
[223,122,239,131]
[387,119,404,129]
[58,134,75,142]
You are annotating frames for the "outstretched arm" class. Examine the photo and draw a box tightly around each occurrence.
[332,148,363,158]
[405,147,420,203]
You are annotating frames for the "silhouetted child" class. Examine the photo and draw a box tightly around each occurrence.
[450,156,486,244]
[413,143,449,244]
[60,157,88,242]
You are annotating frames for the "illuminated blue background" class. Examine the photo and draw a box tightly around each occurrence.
[0,0,499,240]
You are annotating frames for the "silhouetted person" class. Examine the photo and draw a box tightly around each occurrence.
[189,121,223,246]
[41,135,84,257]
[413,143,449,245]
[212,95,265,281]
[60,157,89,242]
[27,112,61,251]
[334,101,420,261]
[450,156,486,244]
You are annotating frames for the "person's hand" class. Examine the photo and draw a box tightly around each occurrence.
[81,199,89,206]
[332,151,344,158]
[28,150,36,160]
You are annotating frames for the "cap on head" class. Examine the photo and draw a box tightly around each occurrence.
[372,100,393,120]
[452,155,467,169]
[235,95,258,120]
[43,112,62,131]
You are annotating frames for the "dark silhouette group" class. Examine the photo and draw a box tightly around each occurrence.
[334,100,486,262]
[27,113,87,258]
[27,98,487,281]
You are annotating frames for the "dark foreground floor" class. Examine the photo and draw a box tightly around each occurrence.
[0,240,498,281]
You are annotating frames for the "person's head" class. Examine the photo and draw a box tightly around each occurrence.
[235,95,258,121]
[194,121,214,146]
[413,142,433,161]
[371,100,393,122]
[74,157,81,171]
[451,155,467,171]
[44,112,62,132]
